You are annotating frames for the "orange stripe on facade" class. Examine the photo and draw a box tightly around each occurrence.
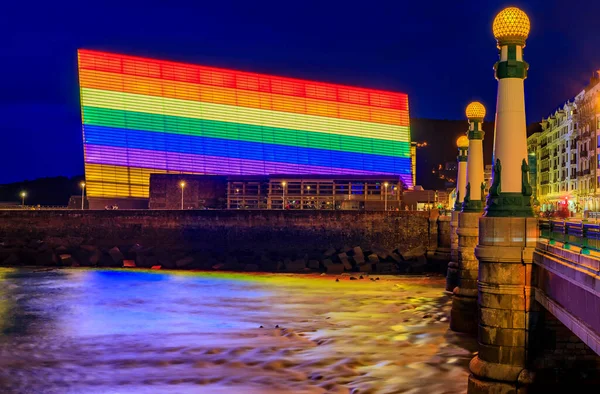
[78,69,409,127]
[78,49,409,111]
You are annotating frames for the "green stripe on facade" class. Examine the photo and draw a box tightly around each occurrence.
[83,106,411,158]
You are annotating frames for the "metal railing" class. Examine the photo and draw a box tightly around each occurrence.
[539,219,600,252]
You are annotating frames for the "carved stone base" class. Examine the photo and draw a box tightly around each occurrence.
[468,373,529,394]
[450,211,481,335]
[468,356,534,394]
[485,192,533,218]
[467,216,539,394]
[463,199,484,213]
[450,289,478,335]
[446,261,459,292]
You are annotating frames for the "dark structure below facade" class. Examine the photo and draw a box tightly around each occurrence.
[148,174,404,210]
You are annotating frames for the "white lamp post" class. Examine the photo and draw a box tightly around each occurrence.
[179,181,186,210]
[383,182,389,211]
[80,181,86,210]
[281,181,287,209]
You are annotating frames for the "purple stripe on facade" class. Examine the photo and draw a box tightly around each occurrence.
[84,144,396,177]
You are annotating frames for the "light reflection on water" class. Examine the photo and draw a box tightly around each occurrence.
[0,268,475,394]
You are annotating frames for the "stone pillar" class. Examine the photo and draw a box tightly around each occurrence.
[468,217,539,393]
[462,102,486,213]
[446,210,460,292]
[468,7,537,393]
[450,211,480,334]
[427,209,440,259]
[433,215,451,264]
[450,102,486,333]
[455,137,469,210]
[446,137,469,292]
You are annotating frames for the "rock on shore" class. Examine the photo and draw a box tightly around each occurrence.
[0,238,435,274]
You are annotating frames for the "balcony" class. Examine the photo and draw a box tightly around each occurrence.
[541,180,550,185]
[583,131,591,138]
[541,166,550,172]
[584,168,591,176]
[571,158,577,164]
[541,141,548,148]
[541,154,550,161]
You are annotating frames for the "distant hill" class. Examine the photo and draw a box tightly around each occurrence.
[411,118,540,190]
[0,175,84,206]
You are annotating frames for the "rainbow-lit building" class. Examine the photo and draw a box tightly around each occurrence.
[78,50,413,208]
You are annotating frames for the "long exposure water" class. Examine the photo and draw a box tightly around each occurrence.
[0,268,476,393]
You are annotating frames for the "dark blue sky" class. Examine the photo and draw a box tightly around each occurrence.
[1,0,599,183]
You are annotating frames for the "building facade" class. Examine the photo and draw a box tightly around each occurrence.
[527,132,539,204]
[529,71,600,213]
[78,50,413,209]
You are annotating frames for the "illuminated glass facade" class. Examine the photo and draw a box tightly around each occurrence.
[79,50,413,199]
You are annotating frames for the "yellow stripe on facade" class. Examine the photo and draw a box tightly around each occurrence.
[85,163,196,198]
[81,88,410,142]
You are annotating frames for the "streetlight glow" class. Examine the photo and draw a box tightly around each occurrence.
[20,191,26,208]
[179,180,186,210]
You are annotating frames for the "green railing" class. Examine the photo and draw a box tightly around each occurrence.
[539,219,600,254]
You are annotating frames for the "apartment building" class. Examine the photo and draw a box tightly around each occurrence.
[529,71,600,213]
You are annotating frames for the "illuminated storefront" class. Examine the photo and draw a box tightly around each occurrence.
[78,50,413,206]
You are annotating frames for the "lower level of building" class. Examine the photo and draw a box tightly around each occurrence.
[88,174,405,211]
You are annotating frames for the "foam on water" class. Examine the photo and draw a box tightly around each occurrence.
[0,268,475,393]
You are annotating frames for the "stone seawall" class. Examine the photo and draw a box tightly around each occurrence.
[0,210,439,273]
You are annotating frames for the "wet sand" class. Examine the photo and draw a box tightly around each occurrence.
[0,268,476,393]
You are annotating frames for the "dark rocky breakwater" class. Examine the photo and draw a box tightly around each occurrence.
[0,238,432,274]
[0,210,447,273]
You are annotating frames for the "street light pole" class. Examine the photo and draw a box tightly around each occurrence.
[179,181,186,210]
[384,182,389,211]
[20,191,26,208]
[282,181,287,209]
[80,182,86,210]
